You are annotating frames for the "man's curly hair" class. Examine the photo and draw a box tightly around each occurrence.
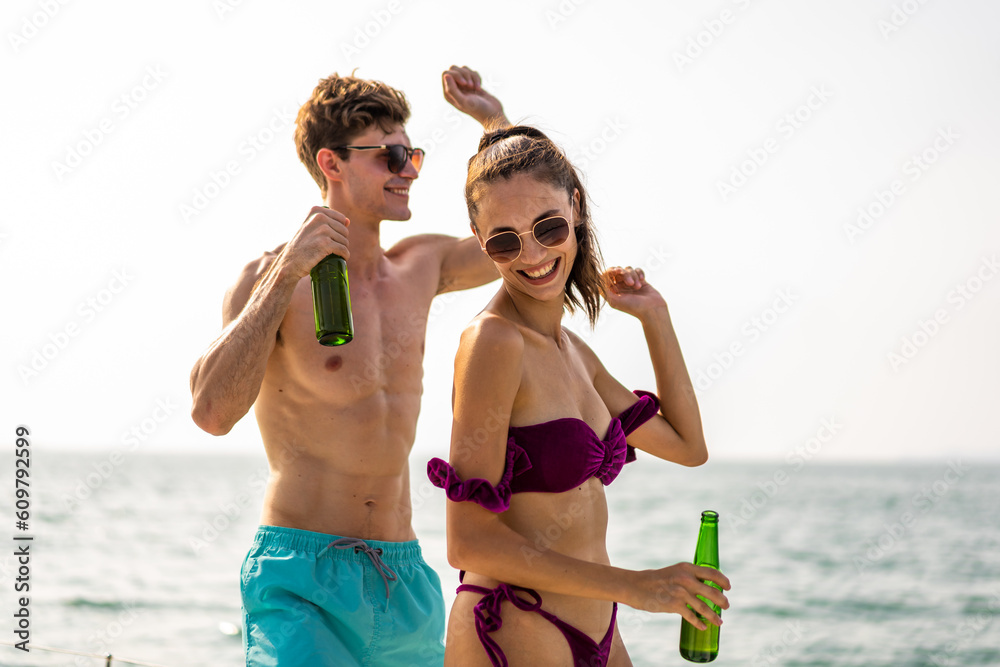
[295,74,410,196]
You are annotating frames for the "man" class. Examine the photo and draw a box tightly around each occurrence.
[189,66,507,666]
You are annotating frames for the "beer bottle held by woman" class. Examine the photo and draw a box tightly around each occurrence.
[679,510,722,663]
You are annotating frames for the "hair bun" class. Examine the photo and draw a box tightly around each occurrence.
[477,125,548,152]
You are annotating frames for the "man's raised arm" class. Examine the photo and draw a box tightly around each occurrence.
[431,65,511,293]
[442,65,510,130]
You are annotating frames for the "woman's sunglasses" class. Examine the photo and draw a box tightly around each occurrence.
[333,144,425,174]
[481,216,572,263]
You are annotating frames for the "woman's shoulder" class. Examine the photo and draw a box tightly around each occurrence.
[563,327,602,371]
[458,311,525,359]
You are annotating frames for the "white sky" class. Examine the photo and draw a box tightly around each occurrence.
[3,0,998,462]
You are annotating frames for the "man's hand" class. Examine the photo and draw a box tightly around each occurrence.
[277,206,351,280]
[442,65,509,128]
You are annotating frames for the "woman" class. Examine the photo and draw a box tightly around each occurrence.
[427,126,730,666]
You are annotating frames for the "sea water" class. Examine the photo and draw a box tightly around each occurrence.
[1,449,997,666]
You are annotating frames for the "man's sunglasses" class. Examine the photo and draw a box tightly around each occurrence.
[332,144,425,174]
[481,216,572,263]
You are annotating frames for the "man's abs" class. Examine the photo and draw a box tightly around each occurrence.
[252,374,424,541]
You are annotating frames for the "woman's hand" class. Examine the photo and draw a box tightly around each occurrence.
[601,266,667,318]
[623,563,731,628]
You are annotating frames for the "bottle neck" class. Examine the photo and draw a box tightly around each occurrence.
[694,511,719,568]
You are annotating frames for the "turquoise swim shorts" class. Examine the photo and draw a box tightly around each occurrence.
[241,525,445,667]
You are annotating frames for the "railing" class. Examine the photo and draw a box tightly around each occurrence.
[0,641,170,666]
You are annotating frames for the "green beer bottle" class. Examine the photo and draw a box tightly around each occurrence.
[679,510,722,663]
[310,253,353,346]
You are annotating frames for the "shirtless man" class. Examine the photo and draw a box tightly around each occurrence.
[189,66,507,666]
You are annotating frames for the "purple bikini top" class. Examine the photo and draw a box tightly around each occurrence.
[427,391,660,513]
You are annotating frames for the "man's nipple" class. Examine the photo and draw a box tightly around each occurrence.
[325,355,343,371]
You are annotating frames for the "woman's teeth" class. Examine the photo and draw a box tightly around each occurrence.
[522,259,557,279]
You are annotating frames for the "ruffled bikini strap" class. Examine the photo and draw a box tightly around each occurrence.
[617,390,661,435]
[427,439,532,513]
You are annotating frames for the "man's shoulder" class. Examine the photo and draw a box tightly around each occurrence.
[385,233,459,260]
[231,244,284,280]
[222,244,286,323]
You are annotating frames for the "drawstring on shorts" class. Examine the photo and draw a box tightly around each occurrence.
[318,537,399,609]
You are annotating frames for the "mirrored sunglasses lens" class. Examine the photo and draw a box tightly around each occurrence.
[485,233,521,262]
[534,217,570,247]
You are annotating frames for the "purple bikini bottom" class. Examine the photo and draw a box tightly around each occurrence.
[456,576,616,667]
